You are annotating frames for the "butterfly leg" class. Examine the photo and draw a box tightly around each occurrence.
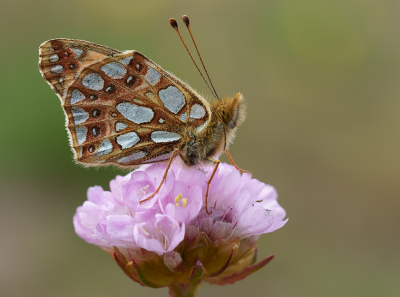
[205,157,220,215]
[139,149,188,204]
[225,151,250,174]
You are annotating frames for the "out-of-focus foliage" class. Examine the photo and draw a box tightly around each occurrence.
[0,0,399,296]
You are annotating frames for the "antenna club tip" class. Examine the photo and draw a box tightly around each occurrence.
[169,18,178,30]
[182,15,190,27]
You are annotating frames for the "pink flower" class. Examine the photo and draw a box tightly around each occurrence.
[73,162,288,295]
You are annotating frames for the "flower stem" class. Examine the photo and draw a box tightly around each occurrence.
[168,283,201,297]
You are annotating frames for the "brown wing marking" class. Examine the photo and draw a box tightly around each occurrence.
[38,39,121,100]
[40,40,211,168]
[60,52,186,166]
[75,133,182,168]
[136,52,211,127]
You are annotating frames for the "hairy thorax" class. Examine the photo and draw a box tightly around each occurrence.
[180,93,246,166]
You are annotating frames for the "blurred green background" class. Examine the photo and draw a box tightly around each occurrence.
[1,0,399,296]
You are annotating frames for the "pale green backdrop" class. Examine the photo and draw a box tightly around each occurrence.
[1,0,399,296]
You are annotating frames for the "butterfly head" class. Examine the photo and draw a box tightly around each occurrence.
[212,93,246,130]
[215,104,233,125]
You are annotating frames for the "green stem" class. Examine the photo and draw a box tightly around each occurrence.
[168,282,202,297]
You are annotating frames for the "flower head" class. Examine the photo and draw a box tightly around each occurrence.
[74,162,287,294]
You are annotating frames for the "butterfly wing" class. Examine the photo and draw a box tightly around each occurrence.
[39,39,122,98]
[39,39,211,167]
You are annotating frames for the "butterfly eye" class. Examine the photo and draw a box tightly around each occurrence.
[105,84,116,94]
[216,105,233,124]
[89,94,98,101]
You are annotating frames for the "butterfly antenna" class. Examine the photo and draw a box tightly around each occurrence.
[182,15,220,100]
[169,18,218,100]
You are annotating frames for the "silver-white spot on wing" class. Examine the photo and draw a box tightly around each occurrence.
[116,132,140,150]
[75,126,88,145]
[101,62,127,79]
[72,48,83,58]
[159,118,165,124]
[179,112,187,122]
[158,86,186,114]
[144,66,161,86]
[49,54,59,62]
[96,139,113,156]
[120,57,133,65]
[50,65,63,74]
[118,151,148,163]
[116,102,154,124]
[195,122,208,134]
[151,131,182,143]
[143,152,172,164]
[82,73,104,91]
[190,104,206,119]
[116,122,127,131]
[71,107,89,125]
[70,89,86,104]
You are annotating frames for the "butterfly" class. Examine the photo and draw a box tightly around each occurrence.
[38,16,247,213]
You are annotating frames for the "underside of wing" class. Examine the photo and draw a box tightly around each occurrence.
[39,39,122,100]
[39,40,211,167]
